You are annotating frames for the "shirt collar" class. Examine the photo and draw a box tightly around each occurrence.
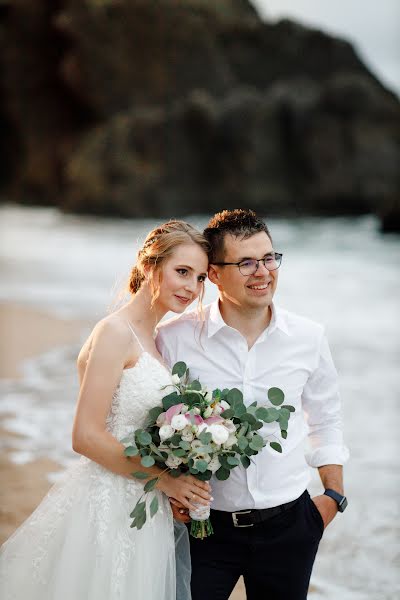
[207,299,291,339]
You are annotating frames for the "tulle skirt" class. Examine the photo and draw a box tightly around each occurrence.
[0,457,178,600]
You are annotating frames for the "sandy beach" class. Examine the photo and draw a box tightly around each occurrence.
[0,301,247,599]
[0,303,89,544]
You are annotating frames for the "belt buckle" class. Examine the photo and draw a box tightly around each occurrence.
[232,510,253,528]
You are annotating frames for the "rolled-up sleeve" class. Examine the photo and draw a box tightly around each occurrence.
[303,333,349,467]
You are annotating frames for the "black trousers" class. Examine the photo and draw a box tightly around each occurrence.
[189,490,324,600]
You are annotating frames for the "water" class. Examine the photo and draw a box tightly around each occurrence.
[0,204,399,599]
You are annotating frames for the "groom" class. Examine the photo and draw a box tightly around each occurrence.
[156,209,348,600]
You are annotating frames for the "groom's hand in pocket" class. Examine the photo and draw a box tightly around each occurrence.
[169,498,191,523]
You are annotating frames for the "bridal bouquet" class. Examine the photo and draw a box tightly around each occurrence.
[122,362,294,539]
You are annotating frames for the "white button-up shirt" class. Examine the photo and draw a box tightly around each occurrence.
[156,301,349,511]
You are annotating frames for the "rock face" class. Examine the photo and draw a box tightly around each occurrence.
[1,0,399,230]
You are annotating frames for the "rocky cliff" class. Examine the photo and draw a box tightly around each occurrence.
[1,0,399,230]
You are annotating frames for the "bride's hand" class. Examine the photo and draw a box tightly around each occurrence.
[157,473,212,511]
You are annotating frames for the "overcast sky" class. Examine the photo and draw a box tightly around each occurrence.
[250,0,400,96]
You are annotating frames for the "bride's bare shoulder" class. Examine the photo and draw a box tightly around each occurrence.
[77,314,133,373]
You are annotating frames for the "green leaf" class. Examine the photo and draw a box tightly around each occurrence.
[250,421,263,431]
[172,448,186,457]
[227,456,240,467]
[132,510,147,530]
[249,434,264,451]
[141,455,155,468]
[144,477,158,492]
[281,430,288,440]
[172,361,187,378]
[195,470,213,481]
[256,407,279,423]
[246,404,258,416]
[198,431,212,445]
[124,445,139,457]
[241,455,251,468]
[195,459,209,473]
[227,388,243,407]
[130,500,146,518]
[188,379,202,391]
[240,413,257,425]
[220,408,234,419]
[131,471,150,480]
[137,431,152,446]
[169,468,182,478]
[234,403,247,418]
[270,442,282,453]
[237,437,248,450]
[148,406,164,423]
[169,434,182,446]
[150,495,159,518]
[215,467,230,481]
[279,407,291,420]
[179,440,191,451]
[120,434,134,444]
[268,387,285,406]
[162,392,181,411]
[282,404,295,413]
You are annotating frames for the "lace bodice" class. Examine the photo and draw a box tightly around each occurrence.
[106,352,172,439]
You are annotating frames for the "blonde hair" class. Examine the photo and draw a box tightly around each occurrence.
[129,220,209,308]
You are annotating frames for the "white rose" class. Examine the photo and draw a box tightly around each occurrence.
[192,407,201,415]
[208,424,230,445]
[196,423,208,435]
[159,424,174,441]
[156,412,166,427]
[208,455,221,473]
[223,434,237,448]
[203,406,213,418]
[171,373,181,385]
[171,414,188,431]
[223,420,236,433]
[181,426,194,442]
[181,404,189,413]
[166,454,183,469]
[212,404,223,415]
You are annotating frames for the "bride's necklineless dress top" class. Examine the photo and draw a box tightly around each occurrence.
[0,326,176,600]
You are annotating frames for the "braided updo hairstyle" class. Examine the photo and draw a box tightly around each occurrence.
[129,220,210,305]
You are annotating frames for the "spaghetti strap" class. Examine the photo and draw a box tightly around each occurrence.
[126,321,145,351]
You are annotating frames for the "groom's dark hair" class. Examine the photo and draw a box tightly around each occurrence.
[203,209,272,263]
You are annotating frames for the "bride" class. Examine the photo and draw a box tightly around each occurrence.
[0,220,212,600]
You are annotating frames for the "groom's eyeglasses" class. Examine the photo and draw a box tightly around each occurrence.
[212,253,283,276]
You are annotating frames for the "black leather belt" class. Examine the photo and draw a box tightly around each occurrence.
[211,496,301,528]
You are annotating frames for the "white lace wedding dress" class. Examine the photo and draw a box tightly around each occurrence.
[0,345,178,600]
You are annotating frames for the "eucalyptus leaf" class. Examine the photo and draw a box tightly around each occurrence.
[124,445,139,457]
[282,404,295,413]
[179,440,191,451]
[215,467,230,481]
[169,468,182,478]
[148,406,164,423]
[130,500,146,518]
[162,392,181,411]
[281,430,288,440]
[270,442,283,453]
[172,448,186,457]
[150,495,159,518]
[220,408,234,419]
[137,431,152,446]
[240,413,257,425]
[241,455,251,468]
[141,455,155,468]
[227,456,240,466]
[198,431,212,445]
[144,477,158,492]
[237,437,248,450]
[131,471,150,480]
[268,387,285,406]
[195,470,213,481]
[172,361,187,378]
[195,460,209,473]
[227,388,243,406]
[188,379,202,391]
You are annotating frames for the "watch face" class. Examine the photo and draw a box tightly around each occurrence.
[339,497,348,512]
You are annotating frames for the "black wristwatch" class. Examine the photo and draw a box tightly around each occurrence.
[324,489,348,512]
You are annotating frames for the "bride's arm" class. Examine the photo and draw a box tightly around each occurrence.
[72,318,211,509]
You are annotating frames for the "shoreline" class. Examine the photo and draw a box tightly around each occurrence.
[0,302,90,545]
